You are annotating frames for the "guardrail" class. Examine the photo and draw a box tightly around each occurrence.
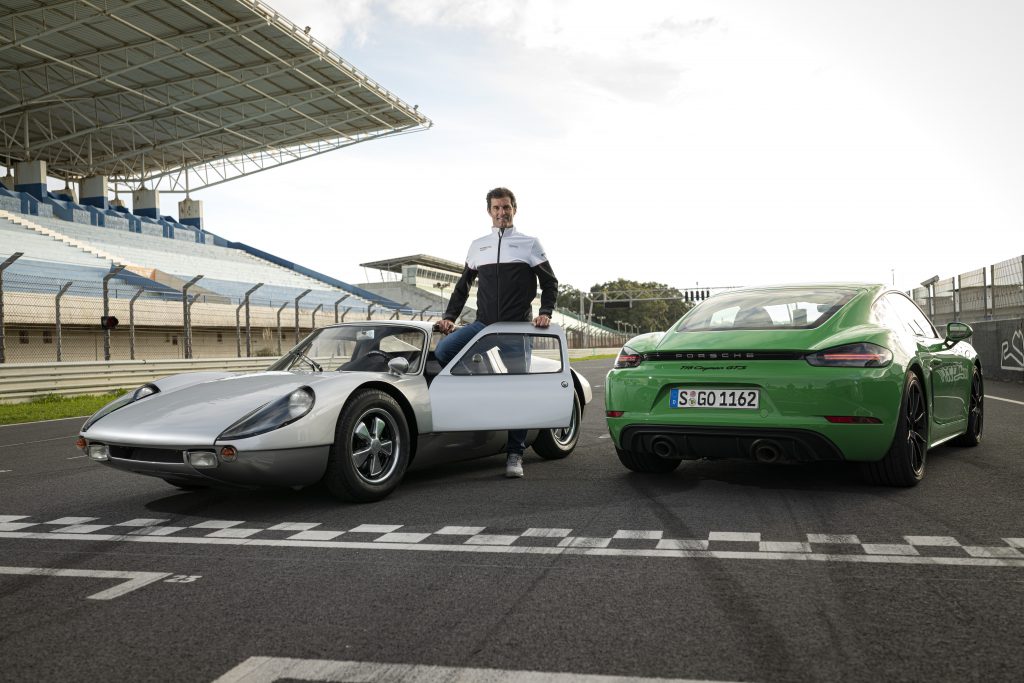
[0,348,621,403]
[0,357,271,402]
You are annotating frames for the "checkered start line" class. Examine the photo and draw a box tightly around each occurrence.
[2,515,1022,568]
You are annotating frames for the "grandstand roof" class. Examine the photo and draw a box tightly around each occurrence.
[0,0,431,192]
[360,254,465,275]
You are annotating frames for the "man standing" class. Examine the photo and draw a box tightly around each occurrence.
[435,187,559,478]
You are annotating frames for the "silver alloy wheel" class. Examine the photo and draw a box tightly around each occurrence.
[550,398,580,447]
[350,407,401,484]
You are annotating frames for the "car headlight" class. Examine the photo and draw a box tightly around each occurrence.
[82,383,160,431]
[805,343,892,367]
[218,387,315,440]
[614,345,643,369]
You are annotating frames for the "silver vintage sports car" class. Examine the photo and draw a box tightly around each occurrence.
[76,321,592,502]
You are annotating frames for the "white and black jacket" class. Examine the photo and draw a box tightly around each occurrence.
[444,226,558,325]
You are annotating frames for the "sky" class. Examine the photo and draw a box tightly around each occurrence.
[163,0,1023,294]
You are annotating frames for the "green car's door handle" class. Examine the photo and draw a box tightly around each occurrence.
[929,359,942,368]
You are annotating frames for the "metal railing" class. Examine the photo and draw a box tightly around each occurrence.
[0,263,621,363]
[911,255,1024,327]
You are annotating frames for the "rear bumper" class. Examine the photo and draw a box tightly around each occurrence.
[619,425,844,463]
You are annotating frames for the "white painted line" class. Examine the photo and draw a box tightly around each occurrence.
[613,530,663,540]
[287,530,344,541]
[116,518,169,527]
[66,455,87,459]
[4,531,1024,567]
[266,523,321,531]
[52,524,111,534]
[213,656,733,683]
[905,536,961,546]
[806,534,861,544]
[45,517,97,525]
[657,539,710,550]
[434,525,486,535]
[963,546,1024,558]
[0,470,11,473]
[761,541,812,553]
[0,415,88,428]
[987,394,1024,406]
[709,531,760,542]
[1007,538,1024,549]
[206,528,263,539]
[0,566,172,600]
[465,534,519,546]
[349,524,402,533]
[0,522,36,532]
[0,516,28,522]
[0,435,81,449]
[862,543,919,556]
[375,532,431,544]
[522,528,572,538]
[129,526,187,536]
[559,536,612,549]
[190,520,244,529]
[598,435,611,439]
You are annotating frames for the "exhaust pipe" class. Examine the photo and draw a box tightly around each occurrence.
[650,437,677,459]
[751,439,782,464]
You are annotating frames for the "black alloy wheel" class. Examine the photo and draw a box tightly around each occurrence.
[953,366,984,447]
[863,372,928,487]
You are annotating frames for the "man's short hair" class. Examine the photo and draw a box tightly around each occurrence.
[486,187,516,210]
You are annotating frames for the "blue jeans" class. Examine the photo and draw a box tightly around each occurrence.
[434,320,527,455]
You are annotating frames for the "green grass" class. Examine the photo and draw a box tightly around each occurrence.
[0,391,126,426]
[570,353,617,362]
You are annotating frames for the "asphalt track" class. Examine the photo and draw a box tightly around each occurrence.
[1,360,1022,682]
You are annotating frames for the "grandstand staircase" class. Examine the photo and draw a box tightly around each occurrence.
[0,209,126,269]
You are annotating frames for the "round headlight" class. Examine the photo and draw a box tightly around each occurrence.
[288,388,314,417]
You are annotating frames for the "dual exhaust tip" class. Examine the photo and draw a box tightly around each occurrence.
[648,436,788,464]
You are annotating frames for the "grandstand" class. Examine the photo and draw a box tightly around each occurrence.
[0,0,616,367]
[0,0,432,364]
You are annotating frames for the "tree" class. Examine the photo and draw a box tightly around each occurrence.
[556,279,694,333]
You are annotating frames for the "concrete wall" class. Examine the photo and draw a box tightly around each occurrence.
[967,318,1024,384]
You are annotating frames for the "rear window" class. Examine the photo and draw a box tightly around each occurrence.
[673,288,858,332]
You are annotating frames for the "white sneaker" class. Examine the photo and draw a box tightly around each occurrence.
[505,452,524,478]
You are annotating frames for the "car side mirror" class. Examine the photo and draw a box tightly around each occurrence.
[387,357,410,376]
[945,321,973,343]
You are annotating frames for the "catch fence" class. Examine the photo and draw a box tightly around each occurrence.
[911,255,1024,328]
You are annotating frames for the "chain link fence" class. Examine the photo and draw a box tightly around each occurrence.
[0,265,628,364]
[0,264,448,364]
[910,255,1024,328]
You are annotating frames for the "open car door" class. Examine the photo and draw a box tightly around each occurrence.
[429,322,575,432]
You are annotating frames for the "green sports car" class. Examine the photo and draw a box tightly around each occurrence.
[605,283,984,486]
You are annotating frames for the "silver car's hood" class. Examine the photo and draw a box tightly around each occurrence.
[84,372,321,446]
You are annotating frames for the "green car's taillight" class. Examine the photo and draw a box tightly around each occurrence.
[806,343,892,367]
[614,346,643,369]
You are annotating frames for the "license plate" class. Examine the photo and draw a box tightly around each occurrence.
[670,388,760,409]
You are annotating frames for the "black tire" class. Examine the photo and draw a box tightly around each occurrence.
[161,477,208,490]
[324,389,410,502]
[616,446,682,474]
[862,372,928,486]
[533,392,582,460]
[952,365,983,447]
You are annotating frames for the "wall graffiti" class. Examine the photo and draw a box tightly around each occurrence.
[1001,328,1024,372]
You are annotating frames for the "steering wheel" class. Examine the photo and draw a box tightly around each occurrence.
[365,350,392,361]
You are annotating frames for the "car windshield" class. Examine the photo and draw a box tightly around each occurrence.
[672,287,858,332]
[268,324,427,373]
